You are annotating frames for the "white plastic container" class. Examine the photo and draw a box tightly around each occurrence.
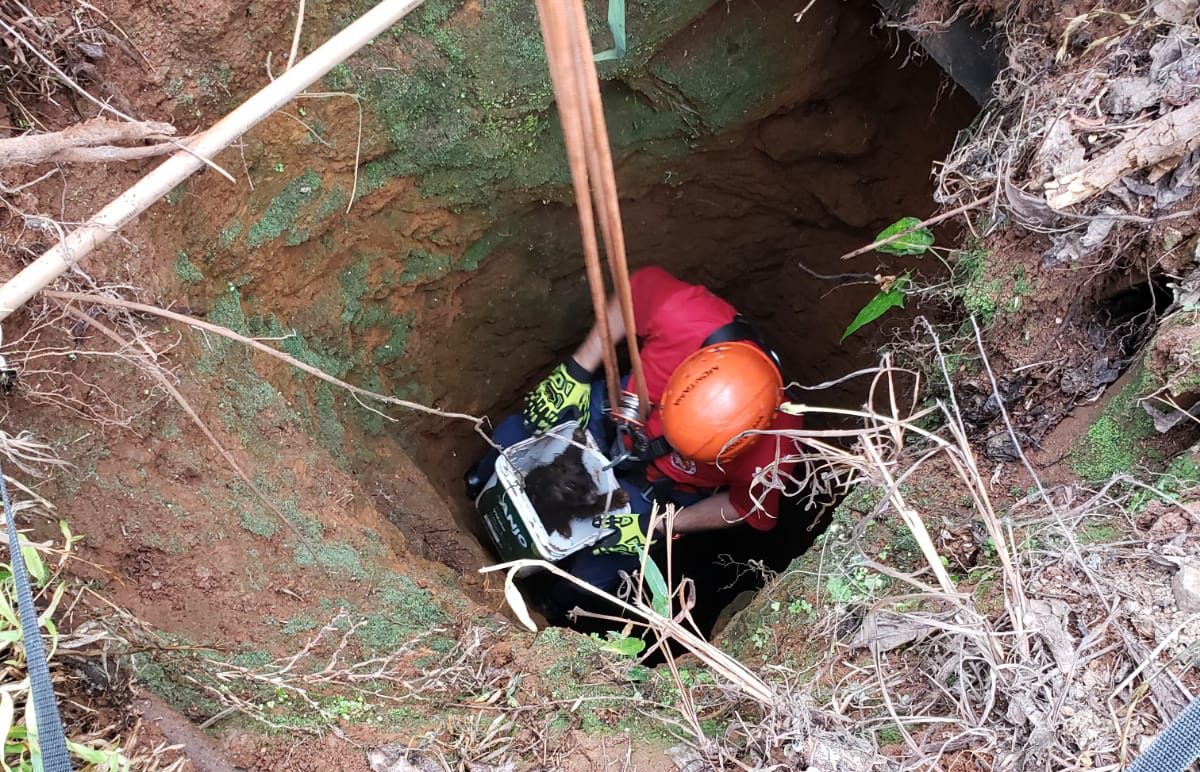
[477,421,624,564]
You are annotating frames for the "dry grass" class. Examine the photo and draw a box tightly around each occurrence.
[707,327,1198,769]
[0,0,131,130]
[934,4,1200,243]
[469,317,1197,770]
[0,513,186,769]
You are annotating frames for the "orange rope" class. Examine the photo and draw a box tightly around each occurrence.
[535,0,650,420]
[534,0,621,410]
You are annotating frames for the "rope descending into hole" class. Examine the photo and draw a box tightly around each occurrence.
[533,0,648,420]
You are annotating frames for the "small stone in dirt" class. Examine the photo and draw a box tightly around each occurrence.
[366,746,444,772]
[984,431,1027,462]
[1171,563,1200,613]
[1154,0,1199,23]
[1139,502,1193,541]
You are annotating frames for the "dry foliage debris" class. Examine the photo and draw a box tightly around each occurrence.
[723,336,1200,770]
[937,4,1200,253]
[0,0,136,130]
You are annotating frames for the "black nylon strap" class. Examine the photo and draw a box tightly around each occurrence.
[702,315,783,372]
[0,460,72,772]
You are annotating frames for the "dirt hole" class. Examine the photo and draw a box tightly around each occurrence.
[379,1,984,636]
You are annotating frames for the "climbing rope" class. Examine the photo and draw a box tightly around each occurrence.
[534,0,649,420]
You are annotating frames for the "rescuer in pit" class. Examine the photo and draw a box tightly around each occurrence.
[470,266,813,623]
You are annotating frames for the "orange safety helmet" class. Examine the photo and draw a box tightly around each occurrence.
[659,341,783,464]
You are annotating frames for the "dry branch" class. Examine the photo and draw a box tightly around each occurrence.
[54,303,326,569]
[1046,99,1200,210]
[838,194,995,261]
[45,290,493,442]
[0,118,177,168]
[0,0,427,321]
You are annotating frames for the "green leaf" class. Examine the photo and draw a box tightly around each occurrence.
[19,545,46,588]
[38,584,65,630]
[626,665,650,683]
[874,217,934,256]
[841,274,911,341]
[68,740,127,768]
[0,591,18,628]
[598,635,646,657]
[641,560,670,618]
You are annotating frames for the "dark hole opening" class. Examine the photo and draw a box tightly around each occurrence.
[441,0,983,640]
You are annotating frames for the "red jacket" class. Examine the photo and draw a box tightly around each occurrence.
[630,267,804,531]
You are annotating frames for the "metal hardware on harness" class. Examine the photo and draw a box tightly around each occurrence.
[609,389,644,428]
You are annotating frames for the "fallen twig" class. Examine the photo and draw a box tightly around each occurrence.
[0,117,177,168]
[838,194,995,261]
[45,290,496,446]
[287,0,307,70]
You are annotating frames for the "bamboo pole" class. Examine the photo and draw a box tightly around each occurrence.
[0,0,426,321]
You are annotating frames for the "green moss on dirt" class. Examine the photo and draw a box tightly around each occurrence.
[218,220,243,248]
[312,187,348,226]
[355,576,450,652]
[294,541,365,578]
[336,256,415,367]
[1071,363,1161,480]
[174,251,204,283]
[646,21,775,132]
[460,229,505,271]
[320,0,727,212]
[247,314,357,380]
[400,248,452,283]
[281,616,319,635]
[240,508,279,538]
[246,171,323,248]
[134,654,223,718]
[313,384,346,456]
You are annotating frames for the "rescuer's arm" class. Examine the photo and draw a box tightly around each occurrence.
[522,296,626,430]
[571,294,626,373]
[668,491,744,534]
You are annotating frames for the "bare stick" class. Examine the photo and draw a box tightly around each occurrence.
[287,0,307,71]
[33,144,177,164]
[1046,100,1200,210]
[0,118,176,168]
[45,291,495,444]
[839,194,995,261]
[55,304,325,568]
[0,0,428,321]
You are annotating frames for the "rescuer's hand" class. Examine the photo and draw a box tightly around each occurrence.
[523,359,591,431]
[592,512,651,556]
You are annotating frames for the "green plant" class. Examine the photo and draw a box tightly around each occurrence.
[826,565,887,604]
[786,598,815,620]
[842,217,935,341]
[596,632,646,657]
[0,523,135,770]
